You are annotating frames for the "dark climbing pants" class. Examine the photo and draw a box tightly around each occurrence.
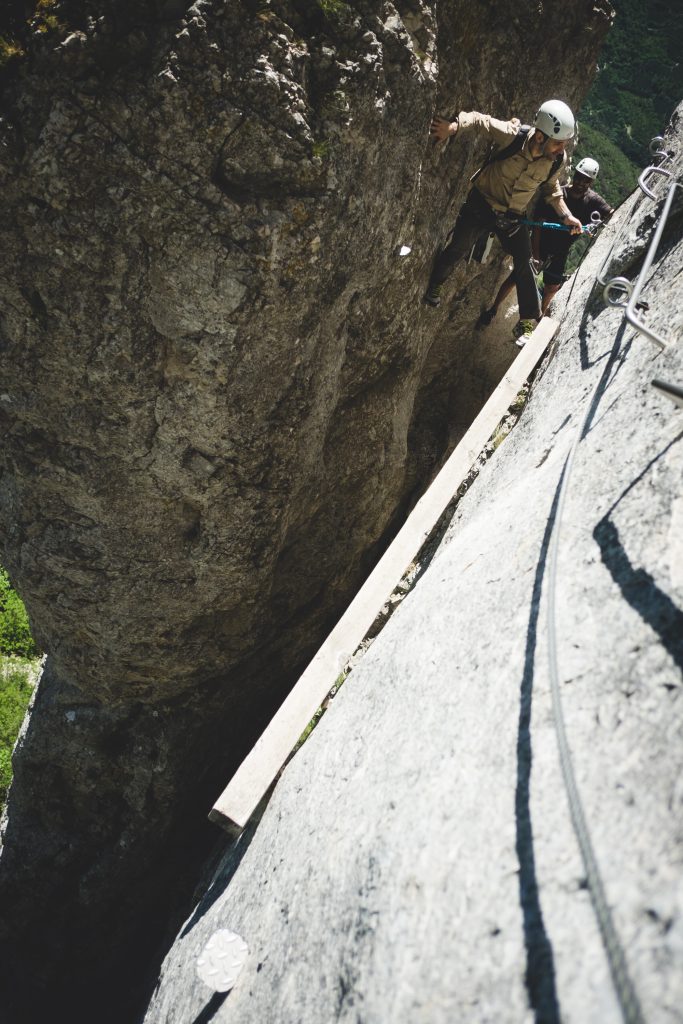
[428,188,541,320]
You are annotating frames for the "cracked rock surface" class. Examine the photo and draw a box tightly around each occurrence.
[0,0,611,1019]
[144,106,683,1024]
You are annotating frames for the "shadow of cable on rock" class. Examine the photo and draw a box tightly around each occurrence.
[515,475,563,1024]
[579,321,633,436]
[593,427,683,674]
[594,516,683,673]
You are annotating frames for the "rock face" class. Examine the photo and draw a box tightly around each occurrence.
[144,106,683,1023]
[0,0,612,1020]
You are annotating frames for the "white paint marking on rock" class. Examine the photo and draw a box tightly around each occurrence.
[196,929,249,993]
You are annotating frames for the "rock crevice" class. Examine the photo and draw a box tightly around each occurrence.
[0,1,611,1019]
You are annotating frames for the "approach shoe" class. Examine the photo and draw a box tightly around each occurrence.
[512,318,536,348]
[423,283,442,308]
[476,305,497,328]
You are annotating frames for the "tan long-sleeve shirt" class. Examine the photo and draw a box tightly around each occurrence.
[457,110,565,214]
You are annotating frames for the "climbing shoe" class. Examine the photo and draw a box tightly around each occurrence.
[423,283,442,308]
[512,318,536,348]
[476,306,497,328]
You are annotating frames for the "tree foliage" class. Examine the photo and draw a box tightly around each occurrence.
[0,568,38,659]
[581,0,683,165]
[0,656,35,808]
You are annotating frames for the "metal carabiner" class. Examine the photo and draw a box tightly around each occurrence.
[584,211,603,235]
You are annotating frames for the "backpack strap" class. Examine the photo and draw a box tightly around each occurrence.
[471,124,530,182]
[489,124,532,165]
[546,151,564,182]
[472,124,564,184]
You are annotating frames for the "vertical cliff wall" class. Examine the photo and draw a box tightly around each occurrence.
[145,105,683,1024]
[0,1,612,1020]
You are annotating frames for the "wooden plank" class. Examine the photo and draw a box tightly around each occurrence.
[210,318,558,834]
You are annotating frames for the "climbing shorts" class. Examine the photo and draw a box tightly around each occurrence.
[539,251,569,286]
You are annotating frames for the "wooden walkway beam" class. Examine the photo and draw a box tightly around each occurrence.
[210,318,559,834]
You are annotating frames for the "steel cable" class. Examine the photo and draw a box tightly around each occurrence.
[545,323,650,1022]
[540,139,675,1020]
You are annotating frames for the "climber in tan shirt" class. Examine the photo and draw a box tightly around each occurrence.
[424,100,582,346]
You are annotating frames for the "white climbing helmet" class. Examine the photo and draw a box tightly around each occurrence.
[575,157,599,180]
[534,99,575,141]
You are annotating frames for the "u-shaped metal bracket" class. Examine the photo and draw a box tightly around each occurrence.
[625,180,682,349]
[638,164,673,201]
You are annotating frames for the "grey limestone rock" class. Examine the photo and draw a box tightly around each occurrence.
[0,0,613,1019]
[145,106,683,1023]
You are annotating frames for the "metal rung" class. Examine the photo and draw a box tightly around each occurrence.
[649,136,670,161]
[596,137,676,287]
[623,180,683,349]
[638,164,673,201]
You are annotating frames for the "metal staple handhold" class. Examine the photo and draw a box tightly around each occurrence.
[638,163,673,201]
[649,135,669,161]
[596,135,676,287]
[638,134,676,200]
[622,179,683,350]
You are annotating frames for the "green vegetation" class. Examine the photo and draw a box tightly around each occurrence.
[564,0,682,273]
[0,34,23,66]
[574,122,639,211]
[317,0,351,19]
[491,387,529,451]
[0,568,40,810]
[581,0,683,166]
[565,124,640,273]
[0,656,36,809]
[294,671,347,753]
[0,0,64,66]
[0,568,38,659]
[312,139,330,160]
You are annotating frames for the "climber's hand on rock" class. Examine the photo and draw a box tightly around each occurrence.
[430,116,457,142]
